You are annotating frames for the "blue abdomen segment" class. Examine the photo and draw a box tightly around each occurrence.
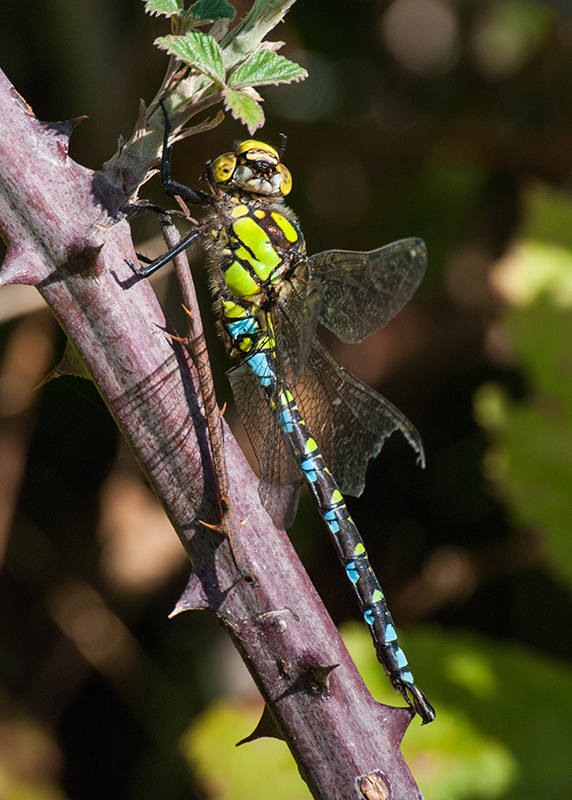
[246,352,274,387]
[227,316,258,338]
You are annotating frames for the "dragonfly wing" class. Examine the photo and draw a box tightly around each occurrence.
[227,361,302,530]
[290,336,424,497]
[293,279,322,378]
[275,268,322,379]
[308,237,426,343]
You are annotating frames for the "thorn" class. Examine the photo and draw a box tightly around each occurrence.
[199,519,221,532]
[35,340,91,390]
[305,663,339,697]
[165,330,187,343]
[170,572,209,615]
[236,704,284,746]
[181,304,193,319]
[239,514,251,528]
[34,371,57,391]
[220,401,227,416]
[42,116,87,157]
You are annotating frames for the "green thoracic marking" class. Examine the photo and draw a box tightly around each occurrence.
[132,132,434,725]
[223,260,260,297]
[233,216,281,279]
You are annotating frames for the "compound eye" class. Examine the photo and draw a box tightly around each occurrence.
[278,164,292,196]
[212,152,236,183]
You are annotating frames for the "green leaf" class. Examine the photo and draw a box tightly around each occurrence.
[223,87,264,133]
[230,49,307,88]
[156,30,225,85]
[145,0,184,17]
[189,0,235,21]
[221,0,297,71]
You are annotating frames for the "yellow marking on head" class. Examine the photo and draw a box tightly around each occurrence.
[278,164,292,195]
[236,140,280,160]
[231,204,250,218]
[278,164,292,196]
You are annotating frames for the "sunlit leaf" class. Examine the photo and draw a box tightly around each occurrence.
[476,302,572,584]
[230,49,307,88]
[483,184,572,585]
[491,241,572,307]
[184,623,572,800]
[156,31,225,85]
[223,87,264,133]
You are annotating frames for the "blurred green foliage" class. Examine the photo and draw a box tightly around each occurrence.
[476,184,572,585]
[184,621,572,799]
[2,0,572,798]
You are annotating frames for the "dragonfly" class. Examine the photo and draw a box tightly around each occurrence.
[129,113,435,724]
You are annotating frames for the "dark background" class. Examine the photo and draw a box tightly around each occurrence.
[1,1,572,798]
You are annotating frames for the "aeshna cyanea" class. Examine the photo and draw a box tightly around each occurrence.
[129,116,435,724]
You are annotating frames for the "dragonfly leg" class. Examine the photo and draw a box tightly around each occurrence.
[158,99,213,207]
[127,221,204,279]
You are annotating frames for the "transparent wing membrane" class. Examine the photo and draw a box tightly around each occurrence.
[282,333,424,498]
[309,237,427,343]
[227,361,302,529]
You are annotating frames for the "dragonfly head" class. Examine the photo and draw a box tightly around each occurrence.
[212,140,292,197]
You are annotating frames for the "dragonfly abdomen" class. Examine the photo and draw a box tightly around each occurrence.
[272,382,435,724]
